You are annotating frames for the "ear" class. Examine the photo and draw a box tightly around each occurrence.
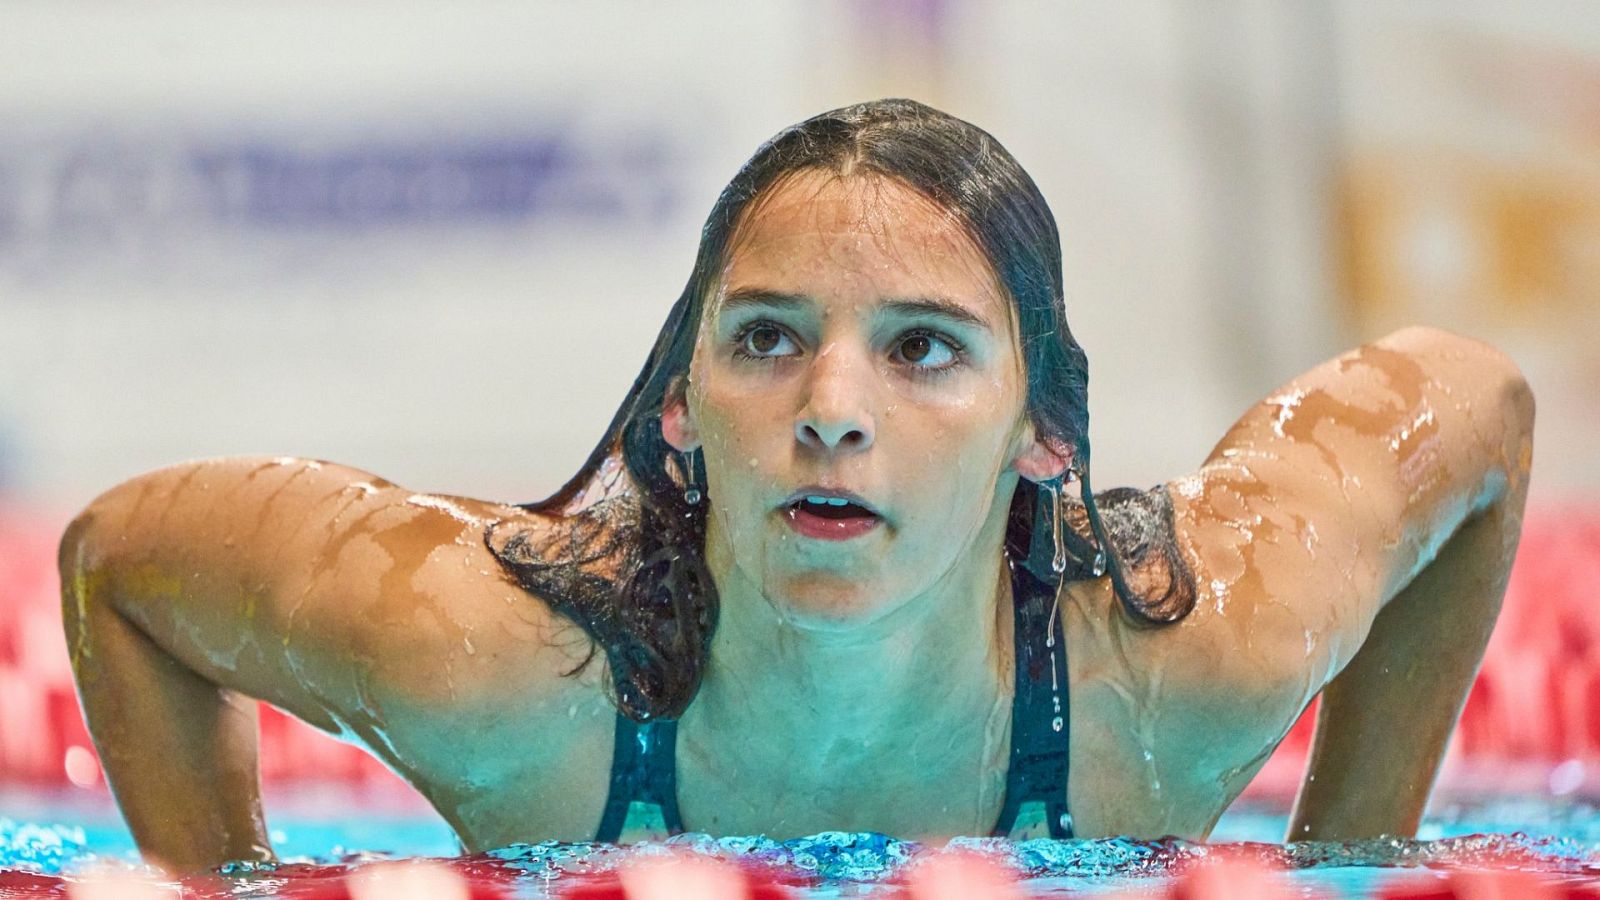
[1012,427,1072,484]
[660,382,701,453]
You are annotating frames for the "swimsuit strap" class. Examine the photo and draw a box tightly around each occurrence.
[593,715,684,842]
[991,557,1075,839]
[593,558,1072,842]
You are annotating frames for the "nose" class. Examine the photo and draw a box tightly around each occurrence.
[795,344,876,453]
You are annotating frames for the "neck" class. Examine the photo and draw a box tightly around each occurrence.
[688,508,1016,782]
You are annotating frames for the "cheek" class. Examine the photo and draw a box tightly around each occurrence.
[892,409,1018,515]
[699,378,785,446]
[897,374,1020,465]
[694,384,791,494]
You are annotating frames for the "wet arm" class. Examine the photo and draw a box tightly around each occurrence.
[1285,329,1535,840]
[62,551,273,871]
[58,458,385,870]
[1285,496,1520,840]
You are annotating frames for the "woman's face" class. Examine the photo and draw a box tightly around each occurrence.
[667,170,1052,628]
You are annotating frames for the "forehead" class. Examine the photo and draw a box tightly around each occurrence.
[717,170,1008,319]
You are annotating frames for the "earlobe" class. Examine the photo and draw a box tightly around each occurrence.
[660,393,701,453]
[1013,433,1072,484]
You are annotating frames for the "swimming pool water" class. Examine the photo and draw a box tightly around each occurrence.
[3,789,1599,897]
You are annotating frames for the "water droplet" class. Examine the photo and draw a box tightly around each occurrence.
[63,745,99,787]
[1549,759,1586,796]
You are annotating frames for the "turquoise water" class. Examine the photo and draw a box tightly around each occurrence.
[3,790,1599,897]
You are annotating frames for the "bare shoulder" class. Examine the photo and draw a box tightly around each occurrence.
[1059,328,1533,831]
[63,456,607,744]
[1155,325,1532,720]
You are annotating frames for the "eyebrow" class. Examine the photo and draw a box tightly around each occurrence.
[719,288,993,332]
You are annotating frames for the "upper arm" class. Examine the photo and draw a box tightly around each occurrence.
[62,457,408,730]
[1168,326,1534,694]
[60,457,589,736]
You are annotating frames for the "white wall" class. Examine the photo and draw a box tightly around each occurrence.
[0,1,1589,513]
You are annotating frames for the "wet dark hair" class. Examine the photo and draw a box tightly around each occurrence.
[487,99,1195,722]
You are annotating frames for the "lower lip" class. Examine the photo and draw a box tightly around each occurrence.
[782,506,882,541]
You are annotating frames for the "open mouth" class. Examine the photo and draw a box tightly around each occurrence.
[786,496,878,520]
[781,494,883,540]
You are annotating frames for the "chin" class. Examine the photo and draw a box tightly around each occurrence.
[763,570,901,630]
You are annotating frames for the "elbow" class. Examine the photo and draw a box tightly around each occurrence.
[1468,338,1536,489]
[1457,336,1536,507]
[57,468,165,631]
[59,480,135,595]
[58,508,96,591]
[1501,362,1536,442]
[59,506,110,668]
[1499,366,1535,507]
[1385,323,1536,444]
[1381,325,1536,505]
[59,502,113,613]
[1444,326,1538,438]
[1462,337,1536,505]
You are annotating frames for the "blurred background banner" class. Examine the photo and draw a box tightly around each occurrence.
[1,1,1596,801]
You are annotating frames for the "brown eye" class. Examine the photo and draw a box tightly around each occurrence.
[734,323,799,359]
[750,327,782,354]
[900,335,932,363]
[892,330,959,369]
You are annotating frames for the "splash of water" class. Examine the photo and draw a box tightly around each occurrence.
[6,823,1600,894]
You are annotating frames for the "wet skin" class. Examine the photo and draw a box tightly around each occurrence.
[60,173,1534,872]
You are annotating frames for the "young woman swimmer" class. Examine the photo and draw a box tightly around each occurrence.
[60,99,1534,871]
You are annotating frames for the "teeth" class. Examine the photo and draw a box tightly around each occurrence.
[805,495,852,507]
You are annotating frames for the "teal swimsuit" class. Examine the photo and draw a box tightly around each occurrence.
[594,555,1074,841]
